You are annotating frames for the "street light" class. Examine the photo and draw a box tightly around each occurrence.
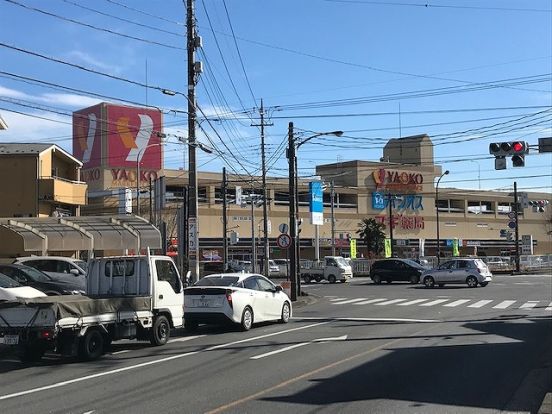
[435,169,450,264]
[287,122,343,301]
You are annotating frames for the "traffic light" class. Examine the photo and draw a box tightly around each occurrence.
[489,141,529,169]
[529,200,549,212]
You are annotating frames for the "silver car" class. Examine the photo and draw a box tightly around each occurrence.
[422,259,492,288]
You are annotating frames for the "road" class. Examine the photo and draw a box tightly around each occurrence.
[0,273,551,413]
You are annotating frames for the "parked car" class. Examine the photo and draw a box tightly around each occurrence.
[369,259,427,284]
[0,272,47,301]
[13,256,87,287]
[421,259,492,288]
[183,273,291,331]
[0,264,85,296]
[268,259,280,275]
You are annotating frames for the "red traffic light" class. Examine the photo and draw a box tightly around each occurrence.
[512,141,525,152]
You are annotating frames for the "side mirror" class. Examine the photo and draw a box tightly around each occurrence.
[275,285,283,292]
[70,269,80,276]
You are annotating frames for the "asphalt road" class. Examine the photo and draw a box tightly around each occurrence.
[0,273,551,414]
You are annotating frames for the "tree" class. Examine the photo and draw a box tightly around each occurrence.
[357,218,386,257]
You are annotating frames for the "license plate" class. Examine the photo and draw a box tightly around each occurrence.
[195,299,210,307]
[0,335,19,345]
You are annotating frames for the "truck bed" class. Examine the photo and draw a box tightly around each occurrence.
[0,295,152,328]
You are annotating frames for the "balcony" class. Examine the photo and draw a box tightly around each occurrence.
[39,177,87,206]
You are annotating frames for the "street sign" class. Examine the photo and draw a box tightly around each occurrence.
[276,233,292,249]
[507,212,516,219]
[279,223,289,234]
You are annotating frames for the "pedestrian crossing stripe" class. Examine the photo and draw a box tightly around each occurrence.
[324,296,552,310]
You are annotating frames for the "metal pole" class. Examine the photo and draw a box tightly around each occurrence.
[295,152,301,297]
[136,154,141,216]
[251,193,256,273]
[315,224,320,262]
[288,122,297,301]
[330,180,336,256]
[436,184,441,264]
[260,100,270,277]
[222,167,228,271]
[186,0,200,283]
[388,193,394,257]
[514,181,520,272]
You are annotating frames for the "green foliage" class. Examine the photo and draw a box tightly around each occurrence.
[357,218,386,256]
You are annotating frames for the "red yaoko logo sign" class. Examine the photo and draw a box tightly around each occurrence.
[373,168,424,192]
[73,105,102,168]
[107,105,162,169]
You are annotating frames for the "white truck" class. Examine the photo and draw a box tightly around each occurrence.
[300,256,353,284]
[0,253,184,362]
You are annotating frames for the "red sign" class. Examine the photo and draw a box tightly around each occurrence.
[73,105,102,168]
[375,215,425,230]
[106,105,162,169]
[373,168,424,192]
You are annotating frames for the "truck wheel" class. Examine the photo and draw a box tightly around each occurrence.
[20,343,46,362]
[328,274,337,284]
[150,315,170,346]
[314,275,322,283]
[78,329,104,361]
[303,275,312,284]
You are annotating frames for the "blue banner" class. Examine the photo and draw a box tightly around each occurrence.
[309,181,324,225]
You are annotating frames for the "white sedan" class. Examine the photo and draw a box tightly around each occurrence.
[183,273,292,331]
[0,272,46,301]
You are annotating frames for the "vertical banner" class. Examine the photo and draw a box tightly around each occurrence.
[350,239,357,259]
[384,238,392,258]
[309,181,324,225]
[418,238,425,257]
[452,238,459,256]
[235,186,242,205]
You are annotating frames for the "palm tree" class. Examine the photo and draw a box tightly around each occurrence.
[357,218,386,257]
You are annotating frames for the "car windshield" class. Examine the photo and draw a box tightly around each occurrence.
[20,266,52,282]
[0,273,21,288]
[334,257,349,267]
[403,259,425,269]
[194,276,240,287]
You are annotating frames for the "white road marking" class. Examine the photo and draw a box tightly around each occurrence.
[171,335,206,343]
[332,298,369,305]
[519,301,538,309]
[375,299,408,306]
[250,335,348,360]
[354,298,388,305]
[329,297,348,302]
[444,299,471,307]
[398,299,430,306]
[493,300,517,309]
[0,322,328,401]
[420,299,449,307]
[297,316,439,323]
[111,350,130,355]
[546,302,552,311]
[468,300,493,308]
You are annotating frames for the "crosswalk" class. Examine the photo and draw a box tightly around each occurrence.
[326,296,552,311]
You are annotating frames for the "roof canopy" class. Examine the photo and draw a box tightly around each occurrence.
[0,215,161,255]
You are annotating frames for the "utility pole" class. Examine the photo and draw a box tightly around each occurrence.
[387,193,394,257]
[514,181,520,272]
[251,99,273,277]
[250,192,256,273]
[287,122,297,301]
[222,167,228,271]
[186,0,200,282]
[330,180,336,256]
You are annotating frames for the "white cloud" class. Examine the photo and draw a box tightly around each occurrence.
[40,93,102,108]
[0,85,27,99]
[66,50,124,75]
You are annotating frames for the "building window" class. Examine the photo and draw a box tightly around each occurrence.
[467,200,494,215]
[214,187,236,204]
[274,191,290,206]
[497,202,513,215]
[198,186,207,204]
[436,199,464,213]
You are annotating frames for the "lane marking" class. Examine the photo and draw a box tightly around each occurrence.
[332,298,368,305]
[468,300,493,308]
[171,335,206,343]
[0,323,327,401]
[420,299,449,307]
[398,299,430,306]
[251,342,311,360]
[519,301,538,309]
[354,298,388,305]
[329,297,348,302]
[205,323,440,414]
[546,302,552,311]
[296,316,439,323]
[444,299,471,307]
[375,299,408,306]
[111,350,130,355]
[493,300,517,309]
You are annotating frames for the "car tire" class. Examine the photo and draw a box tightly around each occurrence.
[303,275,312,284]
[423,276,435,288]
[241,307,253,331]
[372,275,382,285]
[409,275,419,284]
[386,279,392,284]
[438,283,445,287]
[480,282,488,287]
[185,319,199,332]
[279,302,291,324]
[314,275,322,283]
[466,276,478,288]
[78,329,104,361]
[150,315,170,346]
[328,274,337,284]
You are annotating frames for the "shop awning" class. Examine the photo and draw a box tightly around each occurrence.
[0,215,161,255]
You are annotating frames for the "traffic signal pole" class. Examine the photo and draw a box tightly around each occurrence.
[513,181,520,273]
[288,122,297,301]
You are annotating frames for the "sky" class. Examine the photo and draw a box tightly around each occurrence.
[1,0,551,194]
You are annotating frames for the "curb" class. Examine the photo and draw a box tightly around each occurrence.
[539,392,552,414]
[292,293,319,309]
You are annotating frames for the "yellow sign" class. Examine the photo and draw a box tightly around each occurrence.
[350,239,357,259]
[384,238,392,258]
[452,238,459,256]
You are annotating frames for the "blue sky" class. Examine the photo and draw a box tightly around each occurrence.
[0,0,551,193]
